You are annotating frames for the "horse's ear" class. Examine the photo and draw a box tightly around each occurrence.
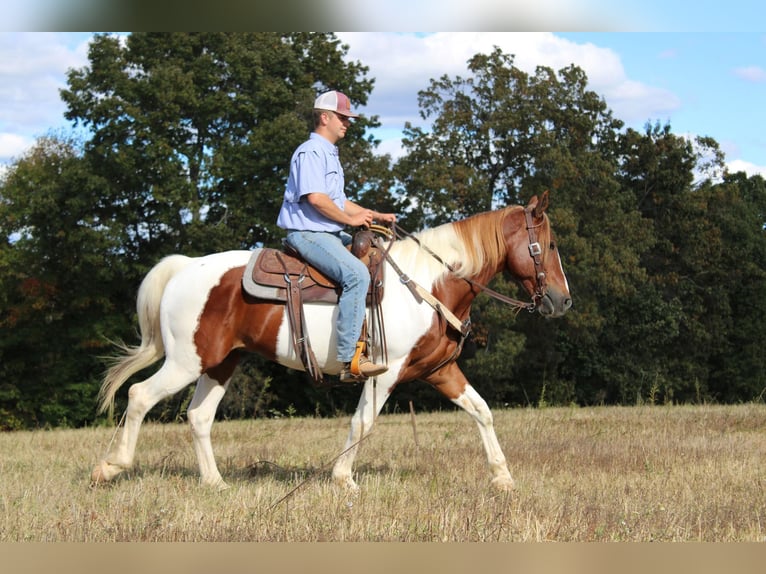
[533,190,550,219]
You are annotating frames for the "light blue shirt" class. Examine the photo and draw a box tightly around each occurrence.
[276,133,347,233]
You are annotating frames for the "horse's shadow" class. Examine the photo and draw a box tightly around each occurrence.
[88,457,396,488]
[239,459,394,484]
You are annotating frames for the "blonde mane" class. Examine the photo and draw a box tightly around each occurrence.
[389,205,550,287]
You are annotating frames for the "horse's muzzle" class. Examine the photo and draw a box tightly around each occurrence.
[537,290,572,317]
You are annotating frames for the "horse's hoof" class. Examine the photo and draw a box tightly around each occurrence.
[490,475,516,492]
[333,474,360,493]
[90,460,121,485]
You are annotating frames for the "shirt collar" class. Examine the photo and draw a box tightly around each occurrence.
[309,132,338,155]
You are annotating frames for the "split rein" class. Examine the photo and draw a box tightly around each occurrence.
[368,206,548,329]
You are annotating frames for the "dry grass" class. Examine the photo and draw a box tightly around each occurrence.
[1,404,765,541]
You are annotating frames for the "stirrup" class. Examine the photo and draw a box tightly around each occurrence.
[339,366,368,384]
[350,341,366,376]
[339,342,388,383]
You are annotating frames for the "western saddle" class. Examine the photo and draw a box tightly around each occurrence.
[242,229,388,386]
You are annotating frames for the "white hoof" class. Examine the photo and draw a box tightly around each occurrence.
[490,475,516,492]
[90,460,125,485]
[333,474,360,493]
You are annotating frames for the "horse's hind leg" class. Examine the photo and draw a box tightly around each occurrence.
[187,373,231,490]
[92,360,200,484]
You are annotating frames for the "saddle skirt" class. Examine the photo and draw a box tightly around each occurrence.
[241,230,385,305]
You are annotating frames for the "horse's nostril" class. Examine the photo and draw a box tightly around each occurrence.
[564,298,572,309]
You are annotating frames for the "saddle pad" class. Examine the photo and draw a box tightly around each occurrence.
[242,248,283,300]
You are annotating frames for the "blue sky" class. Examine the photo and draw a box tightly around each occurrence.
[1,31,765,178]
[558,33,766,174]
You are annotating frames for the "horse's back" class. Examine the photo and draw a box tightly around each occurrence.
[169,250,250,281]
[160,250,251,326]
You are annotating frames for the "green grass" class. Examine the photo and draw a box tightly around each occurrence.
[1,404,765,541]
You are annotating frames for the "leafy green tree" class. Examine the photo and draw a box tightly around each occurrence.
[61,32,379,258]
[1,33,388,428]
[392,47,654,407]
[612,123,765,403]
[0,136,127,428]
[698,173,766,402]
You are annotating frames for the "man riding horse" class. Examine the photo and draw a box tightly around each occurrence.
[276,90,396,383]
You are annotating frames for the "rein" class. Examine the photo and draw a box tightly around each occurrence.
[365,208,549,377]
[387,204,548,315]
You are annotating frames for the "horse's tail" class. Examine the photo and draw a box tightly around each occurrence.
[97,254,193,416]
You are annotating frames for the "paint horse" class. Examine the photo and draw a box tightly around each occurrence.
[92,192,571,492]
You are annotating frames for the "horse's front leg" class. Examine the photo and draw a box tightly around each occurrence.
[332,375,393,492]
[426,363,515,491]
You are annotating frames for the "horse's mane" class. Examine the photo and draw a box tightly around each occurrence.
[389,205,551,286]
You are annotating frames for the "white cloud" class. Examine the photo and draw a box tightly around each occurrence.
[0,32,90,162]
[340,32,681,132]
[0,133,33,159]
[727,159,766,178]
[733,65,766,83]
[374,136,406,162]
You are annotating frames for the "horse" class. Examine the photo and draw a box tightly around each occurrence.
[91,191,571,492]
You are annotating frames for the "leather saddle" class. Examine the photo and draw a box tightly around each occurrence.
[241,229,388,387]
[242,230,385,305]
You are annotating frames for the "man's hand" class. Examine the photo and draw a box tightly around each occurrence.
[306,193,396,228]
[372,211,396,225]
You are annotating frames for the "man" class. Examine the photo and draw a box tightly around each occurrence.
[277,90,396,383]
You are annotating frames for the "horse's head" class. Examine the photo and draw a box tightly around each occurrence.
[503,191,572,317]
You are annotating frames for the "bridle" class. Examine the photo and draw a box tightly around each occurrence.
[373,203,549,315]
[522,206,549,309]
[365,206,549,377]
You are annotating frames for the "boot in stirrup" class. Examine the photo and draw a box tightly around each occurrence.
[339,342,388,383]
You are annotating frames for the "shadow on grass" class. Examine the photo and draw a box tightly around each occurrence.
[87,454,402,489]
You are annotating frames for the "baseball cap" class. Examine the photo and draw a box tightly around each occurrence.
[313,90,359,118]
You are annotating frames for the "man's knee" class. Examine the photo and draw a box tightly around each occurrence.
[344,261,370,291]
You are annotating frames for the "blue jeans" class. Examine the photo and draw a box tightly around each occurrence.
[284,230,369,363]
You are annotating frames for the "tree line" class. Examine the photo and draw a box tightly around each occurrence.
[2,33,765,430]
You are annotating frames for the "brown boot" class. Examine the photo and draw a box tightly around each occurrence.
[339,356,388,383]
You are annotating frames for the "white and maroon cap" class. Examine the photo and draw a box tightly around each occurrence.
[313,90,359,118]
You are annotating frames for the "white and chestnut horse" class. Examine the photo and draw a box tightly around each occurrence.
[92,192,571,491]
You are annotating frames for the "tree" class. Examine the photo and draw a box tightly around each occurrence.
[1,33,386,428]
[0,136,125,428]
[697,173,766,402]
[392,47,654,407]
[612,123,766,403]
[61,33,380,258]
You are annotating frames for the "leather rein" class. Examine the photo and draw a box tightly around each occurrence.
[363,207,548,377]
[374,204,549,320]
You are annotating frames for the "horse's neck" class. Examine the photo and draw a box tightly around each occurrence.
[388,230,500,314]
[430,264,499,320]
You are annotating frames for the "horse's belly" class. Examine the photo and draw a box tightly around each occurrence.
[273,298,434,375]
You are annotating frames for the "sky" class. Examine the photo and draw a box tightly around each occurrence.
[1,30,765,179]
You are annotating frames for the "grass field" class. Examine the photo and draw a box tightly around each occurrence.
[1,403,765,541]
